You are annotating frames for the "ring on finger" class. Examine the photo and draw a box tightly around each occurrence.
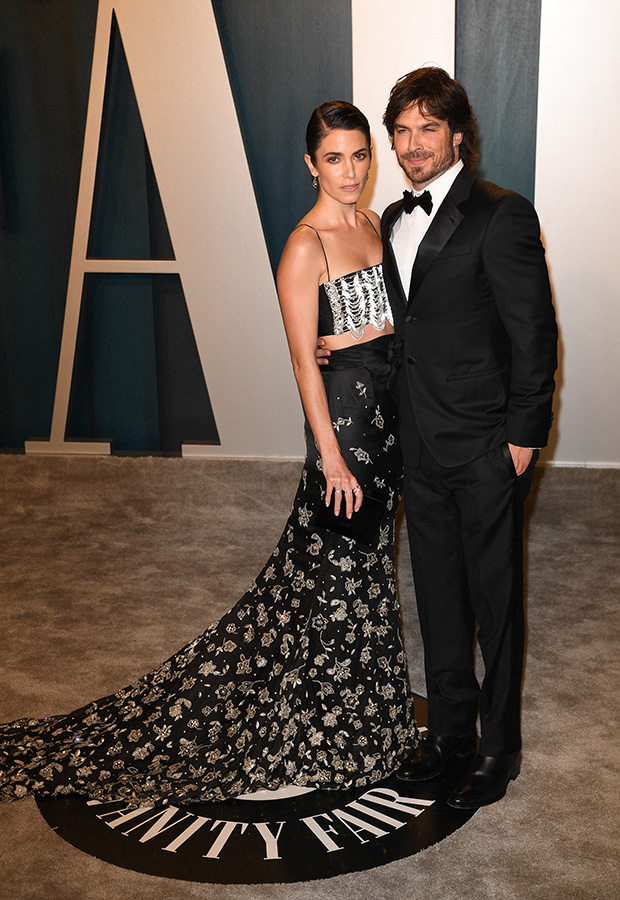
[352,486,362,494]
[343,489,353,495]
[334,488,342,494]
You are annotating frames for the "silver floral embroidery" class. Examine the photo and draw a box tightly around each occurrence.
[350,447,373,465]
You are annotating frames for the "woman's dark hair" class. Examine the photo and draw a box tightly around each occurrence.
[306,101,371,163]
[383,67,479,169]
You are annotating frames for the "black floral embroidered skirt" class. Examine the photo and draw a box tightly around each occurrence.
[0,335,417,805]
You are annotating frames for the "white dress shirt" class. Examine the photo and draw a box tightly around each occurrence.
[391,159,464,298]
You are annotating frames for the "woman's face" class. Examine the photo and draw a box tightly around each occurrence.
[305,129,371,204]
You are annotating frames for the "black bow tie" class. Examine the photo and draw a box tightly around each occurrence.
[402,189,433,215]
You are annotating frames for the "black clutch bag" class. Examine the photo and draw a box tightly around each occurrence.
[306,469,387,545]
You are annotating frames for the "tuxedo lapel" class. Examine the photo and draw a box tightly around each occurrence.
[407,168,475,306]
[381,200,408,307]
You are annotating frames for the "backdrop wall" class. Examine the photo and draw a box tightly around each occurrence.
[535,0,620,466]
[1,0,618,465]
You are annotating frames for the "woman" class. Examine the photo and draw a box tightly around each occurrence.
[0,102,416,806]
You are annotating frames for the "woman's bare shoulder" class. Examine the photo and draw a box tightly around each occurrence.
[279,222,323,269]
[359,207,381,230]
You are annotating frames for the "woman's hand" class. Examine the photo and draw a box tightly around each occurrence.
[322,454,363,518]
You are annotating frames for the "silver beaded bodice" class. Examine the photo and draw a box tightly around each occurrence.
[322,264,393,341]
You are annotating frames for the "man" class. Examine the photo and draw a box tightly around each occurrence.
[320,67,557,809]
[382,67,557,809]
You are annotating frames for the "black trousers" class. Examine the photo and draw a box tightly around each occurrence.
[402,435,537,757]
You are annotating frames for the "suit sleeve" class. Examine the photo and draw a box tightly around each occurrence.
[482,195,558,448]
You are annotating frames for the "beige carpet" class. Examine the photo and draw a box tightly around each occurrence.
[0,455,618,899]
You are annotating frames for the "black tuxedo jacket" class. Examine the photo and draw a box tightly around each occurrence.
[382,167,558,467]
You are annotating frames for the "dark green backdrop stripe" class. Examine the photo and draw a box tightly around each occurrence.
[0,0,99,448]
[455,0,542,202]
[212,0,353,272]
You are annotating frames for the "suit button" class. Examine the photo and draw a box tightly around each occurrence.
[407,356,415,365]
[405,314,416,323]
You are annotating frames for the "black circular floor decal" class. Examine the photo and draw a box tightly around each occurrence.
[36,698,476,883]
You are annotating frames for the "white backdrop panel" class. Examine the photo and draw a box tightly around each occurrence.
[353,0,455,214]
[536,0,620,465]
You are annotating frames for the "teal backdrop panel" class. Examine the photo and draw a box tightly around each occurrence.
[0,0,98,447]
[87,13,174,262]
[455,0,542,202]
[212,0,353,272]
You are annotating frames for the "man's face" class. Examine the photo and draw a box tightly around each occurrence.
[392,104,462,190]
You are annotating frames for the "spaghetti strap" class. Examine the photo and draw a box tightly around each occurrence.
[357,209,380,238]
[298,223,331,281]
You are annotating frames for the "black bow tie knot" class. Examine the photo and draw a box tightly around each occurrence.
[402,189,433,215]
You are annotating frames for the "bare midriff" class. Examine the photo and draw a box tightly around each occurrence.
[319,322,395,350]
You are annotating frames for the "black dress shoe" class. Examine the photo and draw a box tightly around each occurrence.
[396,732,478,782]
[447,751,522,809]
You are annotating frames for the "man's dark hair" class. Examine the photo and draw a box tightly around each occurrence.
[383,67,479,169]
[306,101,371,163]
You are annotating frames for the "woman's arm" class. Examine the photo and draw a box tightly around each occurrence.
[277,228,362,517]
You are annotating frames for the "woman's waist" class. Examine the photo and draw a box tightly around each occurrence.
[318,322,395,352]
[321,334,394,371]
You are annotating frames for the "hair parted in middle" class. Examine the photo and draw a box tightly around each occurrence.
[305,101,372,164]
[383,67,479,169]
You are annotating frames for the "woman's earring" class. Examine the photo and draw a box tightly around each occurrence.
[312,176,318,189]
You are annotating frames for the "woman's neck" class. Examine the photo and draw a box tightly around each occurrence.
[311,194,361,229]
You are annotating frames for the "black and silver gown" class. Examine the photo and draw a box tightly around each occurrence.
[0,264,417,806]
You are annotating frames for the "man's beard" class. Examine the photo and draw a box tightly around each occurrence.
[399,143,456,187]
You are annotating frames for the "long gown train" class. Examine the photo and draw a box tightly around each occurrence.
[0,335,416,805]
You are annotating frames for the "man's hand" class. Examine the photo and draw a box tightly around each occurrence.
[508,444,533,476]
[316,338,331,366]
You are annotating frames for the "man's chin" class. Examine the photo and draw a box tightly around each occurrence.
[404,165,432,186]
